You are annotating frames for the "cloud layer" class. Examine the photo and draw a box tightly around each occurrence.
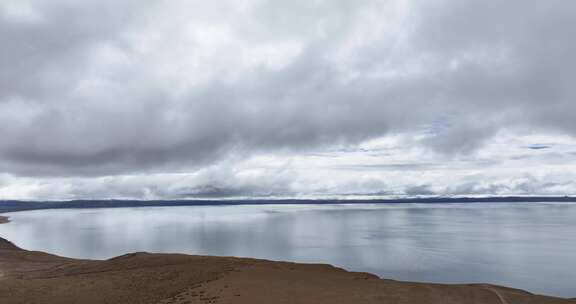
[1,0,575,198]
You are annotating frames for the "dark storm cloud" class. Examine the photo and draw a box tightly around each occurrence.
[1,0,575,177]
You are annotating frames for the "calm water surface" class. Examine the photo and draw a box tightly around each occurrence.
[1,203,575,297]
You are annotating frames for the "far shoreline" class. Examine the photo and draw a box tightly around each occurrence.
[1,196,576,215]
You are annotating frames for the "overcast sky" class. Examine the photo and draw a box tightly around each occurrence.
[1,0,576,200]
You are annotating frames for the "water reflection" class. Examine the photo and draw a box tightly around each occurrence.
[0,203,575,297]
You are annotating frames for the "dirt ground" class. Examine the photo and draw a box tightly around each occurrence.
[0,237,573,304]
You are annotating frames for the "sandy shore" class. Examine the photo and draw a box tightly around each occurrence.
[0,236,573,304]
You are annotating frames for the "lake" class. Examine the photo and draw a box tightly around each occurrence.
[0,202,575,298]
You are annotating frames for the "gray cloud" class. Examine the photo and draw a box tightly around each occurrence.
[526,144,552,150]
[0,0,575,182]
[404,185,436,196]
[333,163,441,171]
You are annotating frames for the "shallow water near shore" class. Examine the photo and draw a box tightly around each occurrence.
[1,202,575,298]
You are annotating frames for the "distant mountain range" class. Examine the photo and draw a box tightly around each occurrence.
[1,196,576,213]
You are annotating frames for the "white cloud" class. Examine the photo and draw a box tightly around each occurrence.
[1,0,576,199]
[2,130,576,200]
